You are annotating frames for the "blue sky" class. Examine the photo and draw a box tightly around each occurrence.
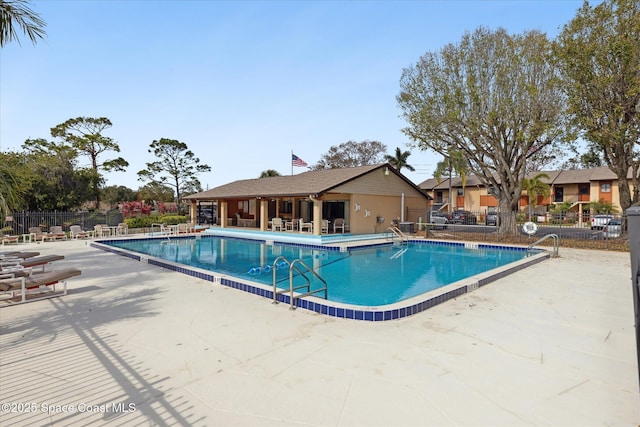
[1,0,587,190]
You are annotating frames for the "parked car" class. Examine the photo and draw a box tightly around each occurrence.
[486,212,500,226]
[602,218,622,238]
[590,214,614,230]
[449,210,477,225]
[428,211,449,229]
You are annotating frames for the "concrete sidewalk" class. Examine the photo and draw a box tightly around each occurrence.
[0,239,638,426]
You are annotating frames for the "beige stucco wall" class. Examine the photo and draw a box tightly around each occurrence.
[348,194,428,234]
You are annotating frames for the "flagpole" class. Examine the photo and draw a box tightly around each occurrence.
[291,149,293,175]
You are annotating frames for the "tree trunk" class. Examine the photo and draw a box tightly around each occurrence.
[498,198,519,235]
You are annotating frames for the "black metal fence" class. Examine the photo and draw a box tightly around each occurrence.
[3,211,124,235]
[421,209,628,252]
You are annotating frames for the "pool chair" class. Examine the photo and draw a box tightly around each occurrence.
[117,222,128,235]
[28,226,54,242]
[94,224,111,238]
[285,218,299,231]
[0,254,65,272]
[271,218,284,231]
[49,226,68,241]
[1,232,19,246]
[0,268,81,305]
[321,219,329,234]
[70,225,93,239]
[333,218,346,233]
[299,218,312,232]
[0,251,40,259]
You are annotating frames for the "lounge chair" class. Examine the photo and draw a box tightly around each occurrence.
[1,232,19,246]
[70,225,92,239]
[0,251,40,259]
[333,218,346,233]
[271,218,284,231]
[321,219,329,234]
[49,226,67,241]
[0,268,81,305]
[28,226,53,242]
[0,254,65,272]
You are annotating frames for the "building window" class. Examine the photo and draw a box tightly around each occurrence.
[457,188,464,196]
[579,184,589,195]
[554,187,564,203]
[600,183,611,193]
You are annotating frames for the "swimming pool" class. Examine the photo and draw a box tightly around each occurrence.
[95,235,549,320]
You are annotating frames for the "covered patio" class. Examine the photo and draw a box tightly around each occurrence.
[184,164,432,236]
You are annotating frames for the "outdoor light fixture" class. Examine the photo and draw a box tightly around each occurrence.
[384,167,390,176]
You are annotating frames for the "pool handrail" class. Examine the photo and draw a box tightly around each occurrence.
[386,226,409,245]
[271,256,316,305]
[527,233,559,258]
[288,259,328,310]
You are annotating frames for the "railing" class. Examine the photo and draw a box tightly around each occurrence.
[3,210,124,235]
[386,226,409,245]
[527,234,559,258]
[271,256,328,310]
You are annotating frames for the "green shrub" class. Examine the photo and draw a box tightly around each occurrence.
[124,215,189,229]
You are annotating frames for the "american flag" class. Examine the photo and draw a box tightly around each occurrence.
[292,154,308,167]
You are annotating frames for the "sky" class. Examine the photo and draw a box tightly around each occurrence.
[1,0,588,191]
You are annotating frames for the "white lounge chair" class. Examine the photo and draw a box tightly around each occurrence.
[70,225,92,239]
[321,219,329,234]
[333,218,346,233]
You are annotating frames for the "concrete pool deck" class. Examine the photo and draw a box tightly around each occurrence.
[0,238,637,426]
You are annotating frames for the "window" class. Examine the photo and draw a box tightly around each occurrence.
[554,187,564,203]
[600,183,611,193]
[579,184,589,195]
[457,188,464,196]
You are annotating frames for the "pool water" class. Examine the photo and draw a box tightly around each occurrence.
[106,237,529,306]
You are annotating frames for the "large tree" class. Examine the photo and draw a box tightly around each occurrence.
[50,117,128,208]
[398,27,568,234]
[20,138,96,210]
[0,0,46,47]
[313,140,387,170]
[554,0,640,212]
[137,138,211,207]
[384,147,415,173]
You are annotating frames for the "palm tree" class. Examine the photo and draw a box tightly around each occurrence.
[384,147,415,173]
[0,0,46,47]
[522,173,551,221]
[259,169,281,178]
[433,150,469,212]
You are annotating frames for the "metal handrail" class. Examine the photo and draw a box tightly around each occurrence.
[386,226,408,244]
[271,256,328,309]
[527,233,559,258]
[288,259,328,310]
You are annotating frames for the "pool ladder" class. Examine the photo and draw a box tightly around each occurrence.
[271,256,328,310]
[527,233,559,258]
[386,226,409,245]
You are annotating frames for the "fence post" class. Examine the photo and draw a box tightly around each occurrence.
[626,206,640,394]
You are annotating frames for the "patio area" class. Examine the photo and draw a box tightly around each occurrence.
[0,239,637,425]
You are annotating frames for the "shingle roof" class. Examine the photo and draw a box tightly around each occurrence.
[184,164,430,200]
[419,166,626,190]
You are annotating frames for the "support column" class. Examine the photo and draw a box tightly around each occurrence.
[220,201,228,228]
[260,199,268,231]
[190,201,197,224]
[312,199,322,236]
